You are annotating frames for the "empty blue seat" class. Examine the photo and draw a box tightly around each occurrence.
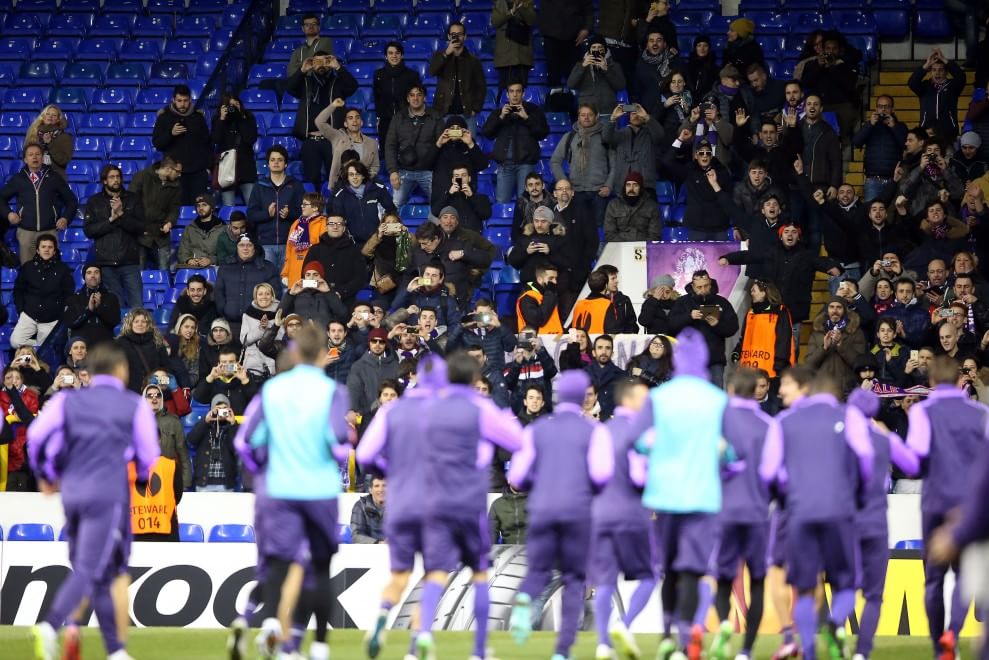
[106,62,149,86]
[65,160,100,182]
[248,63,287,88]
[31,37,80,61]
[175,267,217,284]
[102,0,144,13]
[17,61,61,86]
[60,0,101,12]
[179,523,205,542]
[3,87,48,110]
[147,0,186,12]
[51,88,91,112]
[163,39,207,62]
[75,38,122,61]
[150,62,189,85]
[915,10,954,41]
[331,0,371,10]
[407,13,450,37]
[0,38,35,62]
[2,14,42,36]
[894,539,923,550]
[337,524,353,543]
[120,39,164,62]
[274,14,305,37]
[135,88,173,111]
[874,10,909,40]
[90,14,136,37]
[175,16,217,38]
[661,226,690,242]
[241,89,279,112]
[322,14,364,37]
[459,12,491,38]
[208,524,256,543]
[363,14,407,38]
[132,15,173,39]
[8,523,55,541]
[0,111,32,134]
[111,136,153,156]
[0,63,15,87]
[92,88,136,111]
[830,11,877,34]
[141,269,170,287]
[63,62,105,84]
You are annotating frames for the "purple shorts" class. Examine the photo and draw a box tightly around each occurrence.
[262,498,339,564]
[855,534,889,600]
[654,513,717,576]
[63,498,131,582]
[768,508,788,568]
[385,515,424,573]
[589,522,655,585]
[716,521,769,581]
[786,517,857,592]
[423,514,490,573]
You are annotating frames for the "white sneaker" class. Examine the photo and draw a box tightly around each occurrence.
[852,655,866,660]
[734,654,751,660]
[609,621,641,659]
[468,648,500,660]
[31,622,56,660]
[227,616,248,660]
[256,617,282,659]
[595,642,616,659]
[107,651,136,660]
[308,640,330,660]
[669,652,688,660]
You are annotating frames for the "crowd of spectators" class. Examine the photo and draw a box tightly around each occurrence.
[1,2,989,511]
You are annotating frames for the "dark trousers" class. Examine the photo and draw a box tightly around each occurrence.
[543,35,580,88]
[179,170,210,206]
[101,264,143,309]
[572,190,609,227]
[301,137,333,188]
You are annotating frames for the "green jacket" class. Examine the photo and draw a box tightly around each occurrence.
[492,0,537,68]
[215,229,239,265]
[155,409,192,490]
[129,163,181,249]
[177,218,225,266]
[489,490,528,544]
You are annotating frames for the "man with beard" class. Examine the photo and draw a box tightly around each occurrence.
[481,80,549,204]
[739,63,786,135]
[61,263,122,347]
[663,137,732,241]
[883,277,933,348]
[550,179,598,318]
[372,41,423,145]
[733,112,803,200]
[668,270,740,387]
[516,265,562,334]
[83,165,146,309]
[796,173,867,293]
[603,171,660,242]
[551,104,613,227]
[389,261,463,333]
[151,85,211,204]
[130,156,181,270]
[635,29,680,115]
[177,193,225,268]
[167,274,218,333]
[804,297,867,390]
[853,96,909,202]
[304,215,368,308]
[511,172,557,241]
[897,142,965,219]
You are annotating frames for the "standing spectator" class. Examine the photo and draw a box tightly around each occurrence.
[853,96,909,202]
[431,115,490,211]
[551,104,613,227]
[509,206,568,286]
[188,394,241,492]
[61,263,121,347]
[800,34,860,143]
[385,85,445,207]
[435,205,496,276]
[248,145,306,267]
[281,192,327,288]
[634,0,678,50]
[686,35,719,103]
[655,71,692,138]
[214,234,282,329]
[372,41,423,144]
[347,328,399,419]
[166,274,219,333]
[278,262,348,332]
[151,84,211,204]
[704,69,746,148]
[328,162,396,247]
[733,110,803,198]
[604,102,664,195]
[142,383,192,491]
[429,21,487,134]
[739,64,787,135]
[597,0,645,92]
[288,13,334,78]
[130,156,181,270]
[432,167,493,233]
[83,164,146,309]
[550,179,599,317]
[315,99,380,190]
[638,274,678,335]
[732,159,785,218]
[0,367,40,491]
[598,264,639,334]
[504,333,558,412]
[489,485,529,542]
[662,136,732,241]
[804,297,867,391]
[668,270,740,386]
[793,30,825,81]
[286,50,358,188]
[215,211,248,265]
[115,308,171,392]
[0,143,77,264]
[897,144,965,220]
[538,0,592,88]
[492,0,537,100]
[11,234,74,349]
[634,28,680,112]
[603,171,660,242]
[210,93,259,207]
[568,37,627,116]
[25,105,73,181]
[481,81,550,204]
[406,222,480,310]
[585,334,625,420]
[176,192,225,268]
[799,96,843,237]
[351,476,387,543]
[723,18,764,73]
[240,282,279,379]
[305,215,369,307]
[909,48,967,142]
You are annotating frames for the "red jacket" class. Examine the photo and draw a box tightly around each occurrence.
[1,386,40,472]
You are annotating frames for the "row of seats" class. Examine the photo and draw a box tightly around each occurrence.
[0,13,236,39]
[0,35,224,64]
[0,0,232,13]
[0,522,356,544]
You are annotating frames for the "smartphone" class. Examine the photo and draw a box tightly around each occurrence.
[420,276,432,287]
[937,308,953,318]
[383,222,403,234]
[62,375,74,385]
[910,350,919,362]
[455,176,463,188]
[302,279,318,289]
[359,311,370,321]
[328,347,340,358]
[508,106,521,113]
[448,127,463,138]
[622,103,637,113]
[568,328,579,344]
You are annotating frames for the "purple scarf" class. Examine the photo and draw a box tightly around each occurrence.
[289,215,316,252]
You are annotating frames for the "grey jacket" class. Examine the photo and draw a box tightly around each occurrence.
[350,494,385,543]
[567,59,626,118]
[603,116,665,191]
[550,123,612,193]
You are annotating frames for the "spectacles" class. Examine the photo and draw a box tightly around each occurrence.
[448,31,465,37]
[326,221,344,227]
[303,21,319,27]
[696,150,713,156]
[145,392,161,400]
[369,338,387,345]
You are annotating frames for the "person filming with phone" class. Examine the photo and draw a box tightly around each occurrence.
[188,393,241,492]
[480,80,549,203]
[567,36,626,122]
[192,347,257,415]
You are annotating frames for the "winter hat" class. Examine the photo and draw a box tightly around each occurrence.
[730,18,755,40]
[532,206,555,221]
[302,261,325,278]
[210,317,232,334]
[828,295,849,311]
[211,393,231,408]
[719,64,741,81]
[650,274,675,289]
[693,139,714,154]
[195,192,217,209]
[65,336,86,358]
[624,171,645,187]
[283,313,303,325]
[439,206,459,219]
[693,34,712,49]
[417,353,449,388]
[847,387,880,418]
[673,327,710,379]
[82,261,102,275]
[368,328,389,343]
[853,352,878,374]
[172,313,197,335]
[445,115,468,129]
[586,34,608,53]
[555,369,591,406]
[960,131,982,148]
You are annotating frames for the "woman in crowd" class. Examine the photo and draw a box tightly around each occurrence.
[870,316,910,385]
[361,211,412,305]
[793,30,825,80]
[282,192,327,289]
[210,92,259,206]
[146,368,192,418]
[328,161,396,247]
[24,104,74,180]
[686,35,719,102]
[10,346,52,393]
[733,280,794,388]
[115,308,170,392]
[656,72,693,139]
[0,366,40,491]
[638,274,679,335]
[559,327,594,371]
[872,277,896,317]
[64,337,88,370]
[240,282,280,379]
[168,313,203,388]
[626,334,674,386]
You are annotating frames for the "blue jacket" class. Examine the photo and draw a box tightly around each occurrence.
[328,182,396,246]
[852,118,908,179]
[247,175,306,246]
[214,253,283,321]
[390,286,463,334]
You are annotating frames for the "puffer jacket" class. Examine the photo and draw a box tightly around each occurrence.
[240,302,280,377]
[852,118,908,179]
[328,182,396,246]
[214,253,282,321]
[13,250,74,323]
[83,189,146,266]
[488,489,528,543]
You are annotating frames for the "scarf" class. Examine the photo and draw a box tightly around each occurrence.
[924,163,942,180]
[824,315,848,332]
[873,299,893,316]
[931,221,948,240]
[641,49,674,78]
[289,214,318,252]
[349,183,366,200]
[169,102,194,118]
[571,120,603,175]
[718,84,739,96]
[194,216,220,233]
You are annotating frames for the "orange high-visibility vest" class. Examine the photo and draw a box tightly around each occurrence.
[571,297,613,334]
[738,309,795,378]
[516,287,563,334]
[128,457,177,535]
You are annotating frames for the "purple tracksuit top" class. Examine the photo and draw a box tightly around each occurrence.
[356,387,436,524]
[508,403,614,522]
[721,397,773,524]
[423,384,524,522]
[27,375,160,505]
[906,386,989,515]
[856,423,919,537]
[592,406,649,528]
[760,393,874,523]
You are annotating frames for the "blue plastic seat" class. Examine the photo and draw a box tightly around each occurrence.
[337,524,353,543]
[111,136,153,157]
[2,14,42,37]
[0,111,33,134]
[31,37,80,61]
[135,88,173,111]
[60,0,101,12]
[915,10,954,40]
[407,13,450,37]
[51,88,91,112]
[8,523,55,541]
[78,112,121,137]
[894,539,923,550]
[120,39,164,62]
[830,11,877,34]
[65,160,100,182]
[374,0,412,12]
[661,226,690,242]
[163,39,207,63]
[131,15,173,39]
[0,63,15,87]
[3,87,48,110]
[459,12,491,38]
[363,14,407,38]
[174,267,217,284]
[92,88,136,111]
[90,14,136,37]
[274,14,304,37]
[147,0,186,13]
[322,14,364,37]
[149,62,189,85]
[179,523,205,542]
[208,524,256,543]
[175,16,217,38]
[75,38,122,62]
[62,62,106,85]
[331,0,371,10]
[106,62,149,86]
[241,89,279,112]
[0,38,35,62]
[16,61,61,87]
[874,10,909,40]
[248,63,287,88]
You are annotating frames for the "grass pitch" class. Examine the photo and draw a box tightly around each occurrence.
[0,626,951,659]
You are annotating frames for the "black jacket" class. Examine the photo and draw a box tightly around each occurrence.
[908,61,967,138]
[210,107,260,185]
[480,101,550,166]
[667,281,740,366]
[279,288,348,333]
[517,282,560,330]
[192,374,258,415]
[214,254,282,322]
[801,58,859,107]
[166,290,219,333]
[328,182,396,246]
[384,109,445,174]
[638,296,675,335]
[0,166,77,233]
[372,62,423,128]
[14,252,74,323]
[795,174,864,265]
[285,66,359,140]
[662,146,733,232]
[723,37,764,73]
[430,140,490,209]
[83,190,146,266]
[852,117,908,179]
[61,285,121,347]
[188,418,239,489]
[431,191,493,233]
[305,233,369,305]
[800,119,842,188]
[115,332,170,392]
[734,125,803,190]
[508,225,569,286]
[151,106,211,174]
[556,202,599,290]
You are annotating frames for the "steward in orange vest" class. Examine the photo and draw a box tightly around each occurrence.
[516,266,563,334]
[128,456,182,542]
[733,302,795,378]
[571,270,623,334]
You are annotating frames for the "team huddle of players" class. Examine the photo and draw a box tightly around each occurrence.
[22,323,989,660]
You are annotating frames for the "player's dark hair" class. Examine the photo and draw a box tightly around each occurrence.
[781,364,815,389]
[930,355,961,385]
[87,343,128,376]
[587,270,608,294]
[729,367,760,398]
[809,372,841,398]
[614,377,645,407]
[446,351,481,385]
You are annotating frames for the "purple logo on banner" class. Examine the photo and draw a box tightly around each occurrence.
[646,241,742,294]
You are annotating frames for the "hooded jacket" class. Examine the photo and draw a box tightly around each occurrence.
[604,194,660,242]
[129,163,181,249]
[667,280,740,366]
[567,52,626,118]
[350,494,386,543]
[247,175,306,246]
[489,489,528,543]
[347,349,399,417]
